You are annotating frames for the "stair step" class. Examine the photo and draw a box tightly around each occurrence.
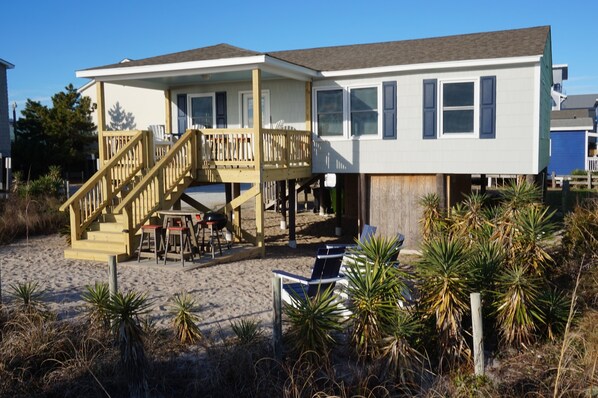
[96,222,127,233]
[64,247,129,262]
[72,239,127,252]
[101,213,126,223]
[86,230,128,243]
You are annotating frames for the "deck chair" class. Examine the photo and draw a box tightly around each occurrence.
[272,247,346,304]
[148,124,170,142]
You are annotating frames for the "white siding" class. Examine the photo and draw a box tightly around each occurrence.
[0,64,10,156]
[312,64,543,175]
[80,83,165,131]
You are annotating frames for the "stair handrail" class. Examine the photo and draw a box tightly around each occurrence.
[114,129,198,235]
[59,130,149,240]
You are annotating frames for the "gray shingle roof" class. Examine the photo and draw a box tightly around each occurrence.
[551,117,594,129]
[82,26,550,73]
[561,94,598,110]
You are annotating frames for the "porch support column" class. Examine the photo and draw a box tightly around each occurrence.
[480,174,487,195]
[436,173,447,212]
[164,89,172,135]
[319,174,326,216]
[288,178,296,248]
[278,180,287,229]
[335,175,343,236]
[252,68,265,256]
[225,183,233,223]
[232,183,241,242]
[305,81,312,131]
[358,173,368,235]
[96,81,106,164]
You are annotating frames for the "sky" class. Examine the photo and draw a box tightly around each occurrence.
[2,0,597,115]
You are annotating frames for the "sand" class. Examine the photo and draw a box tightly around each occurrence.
[0,210,355,338]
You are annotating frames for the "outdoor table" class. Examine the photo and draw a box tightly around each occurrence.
[158,210,202,254]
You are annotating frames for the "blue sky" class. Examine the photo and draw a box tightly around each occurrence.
[2,0,597,114]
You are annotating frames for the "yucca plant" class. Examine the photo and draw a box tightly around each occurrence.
[168,291,203,344]
[81,281,110,329]
[494,264,543,348]
[284,286,344,360]
[419,193,446,242]
[538,288,571,341]
[469,240,505,298]
[9,281,44,313]
[231,318,262,345]
[511,206,556,273]
[449,192,490,244]
[379,310,424,385]
[105,290,152,398]
[417,237,472,368]
[562,198,598,259]
[500,179,542,210]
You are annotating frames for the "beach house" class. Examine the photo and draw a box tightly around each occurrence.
[62,26,553,260]
[0,58,13,191]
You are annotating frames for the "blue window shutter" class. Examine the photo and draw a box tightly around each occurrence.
[422,79,437,139]
[215,92,227,128]
[480,76,496,139]
[176,94,187,135]
[382,81,397,139]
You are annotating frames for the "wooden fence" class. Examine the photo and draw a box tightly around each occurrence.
[550,171,597,190]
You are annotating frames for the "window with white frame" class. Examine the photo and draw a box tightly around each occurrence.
[440,81,478,136]
[316,89,344,137]
[188,93,215,128]
[350,87,378,136]
[315,85,380,138]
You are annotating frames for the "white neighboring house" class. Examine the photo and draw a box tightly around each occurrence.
[76,26,553,246]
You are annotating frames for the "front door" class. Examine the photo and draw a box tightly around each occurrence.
[241,91,270,128]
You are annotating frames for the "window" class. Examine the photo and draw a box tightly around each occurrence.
[316,89,343,137]
[350,87,378,136]
[240,90,270,128]
[315,85,382,138]
[188,94,215,128]
[440,81,476,135]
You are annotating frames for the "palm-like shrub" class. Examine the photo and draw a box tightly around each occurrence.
[105,290,152,398]
[9,281,44,313]
[419,193,445,242]
[284,286,344,359]
[500,179,542,210]
[169,291,203,344]
[494,265,542,348]
[538,288,571,341]
[449,192,489,243]
[417,237,472,367]
[469,240,505,297]
[511,206,556,273]
[81,282,110,329]
[231,318,262,345]
[562,199,598,259]
[345,235,409,359]
[379,310,423,385]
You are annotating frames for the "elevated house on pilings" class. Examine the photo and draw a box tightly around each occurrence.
[62,26,553,260]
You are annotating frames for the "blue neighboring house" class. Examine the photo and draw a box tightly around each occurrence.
[549,96,598,175]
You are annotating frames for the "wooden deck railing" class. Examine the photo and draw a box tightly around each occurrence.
[587,158,598,172]
[59,131,149,240]
[114,130,197,236]
[263,129,311,168]
[200,128,255,167]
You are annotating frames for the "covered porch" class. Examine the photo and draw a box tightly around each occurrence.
[62,55,317,261]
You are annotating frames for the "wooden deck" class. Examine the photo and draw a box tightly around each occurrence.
[60,127,312,261]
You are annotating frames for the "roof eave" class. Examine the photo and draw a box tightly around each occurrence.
[0,58,14,69]
[318,55,544,78]
[76,55,318,82]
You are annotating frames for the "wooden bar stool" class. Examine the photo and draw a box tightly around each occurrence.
[137,225,164,264]
[201,221,223,259]
[164,226,194,266]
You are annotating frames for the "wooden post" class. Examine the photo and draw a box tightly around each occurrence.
[225,183,233,222]
[255,184,265,256]
[305,81,312,132]
[552,171,556,189]
[358,173,368,233]
[233,183,241,241]
[588,171,592,190]
[288,178,296,248]
[108,255,118,297]
[272,274,283,360]
[279,180,287,230]
[319,174,326,216]
[436,173,447,211]
[335,175,342,236]
[164,89,172,135]
[562,179,570,214]
[252,69,265,256]
[470,292,484,376]
[480,174,486,195]
[96,81,106,164]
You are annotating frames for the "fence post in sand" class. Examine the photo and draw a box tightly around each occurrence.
[288,178,296,248]
[562,180,570,214]
[551,171,556,189]
[108,255,118,297]
[470,292,484,376]
[588,171,593,190]
[272,274,283,360]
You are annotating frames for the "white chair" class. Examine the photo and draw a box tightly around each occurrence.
[273,120,285,129]
[148,125,170,142]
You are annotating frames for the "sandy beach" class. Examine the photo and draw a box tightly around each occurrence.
[0,209,357,338]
